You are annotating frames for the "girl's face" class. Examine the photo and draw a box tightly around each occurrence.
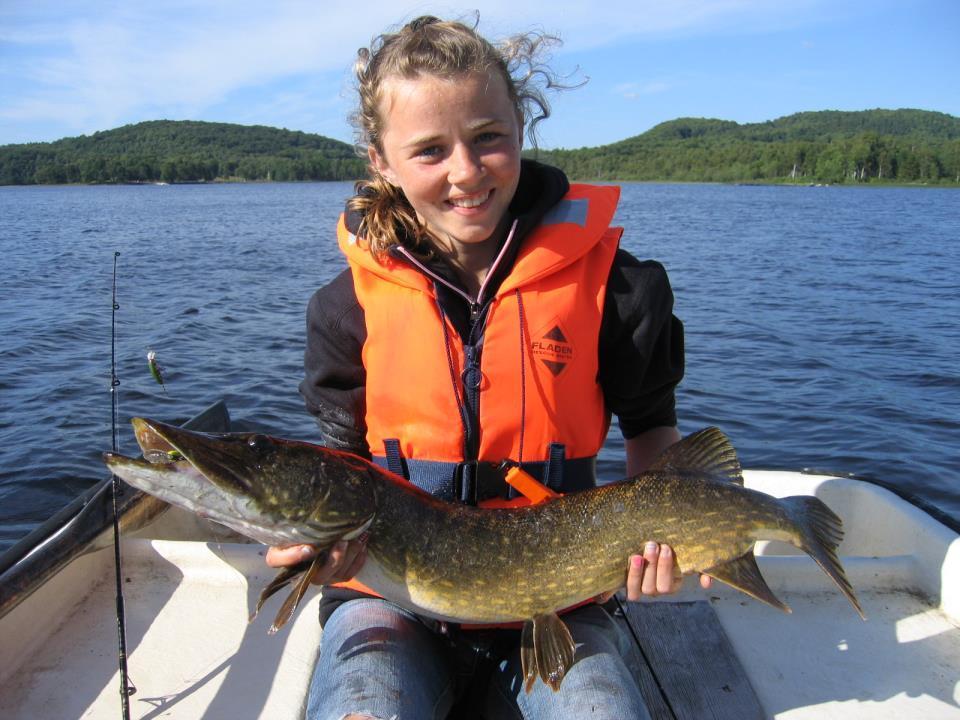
[369,70,522,253]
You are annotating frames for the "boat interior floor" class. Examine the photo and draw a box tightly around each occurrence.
[1,535,958,720]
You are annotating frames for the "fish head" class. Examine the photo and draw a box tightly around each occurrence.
[104,418,377,547]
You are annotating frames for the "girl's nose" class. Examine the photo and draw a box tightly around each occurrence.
[448,143,484,185]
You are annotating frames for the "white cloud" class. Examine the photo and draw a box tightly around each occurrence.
[615,81,672,99]
[0,0,827,143]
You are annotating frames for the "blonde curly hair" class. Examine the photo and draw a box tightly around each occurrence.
[348,15,565,258]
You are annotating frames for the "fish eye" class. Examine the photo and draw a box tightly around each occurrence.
[246,434,270,452]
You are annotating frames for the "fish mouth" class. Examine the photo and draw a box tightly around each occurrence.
[128,417,262,495]
[103,418,301,545]
[102,448,269,536]
[104,451,208,502]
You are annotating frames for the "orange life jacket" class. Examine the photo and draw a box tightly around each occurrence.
[339,184,622,470]
[334,184,622,602]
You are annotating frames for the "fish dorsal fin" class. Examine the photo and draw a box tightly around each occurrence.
[705,550,791,614]
[520,613,576,693]
[648,427,744,485]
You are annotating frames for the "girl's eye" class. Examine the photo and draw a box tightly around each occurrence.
[476,132,502,143]
[417,146,442,158]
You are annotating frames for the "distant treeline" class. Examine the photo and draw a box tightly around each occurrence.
[536,110,960,185]
[0,120,366,185]
[2,110,959,186]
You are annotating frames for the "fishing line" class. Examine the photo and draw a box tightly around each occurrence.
[110,250,136,718]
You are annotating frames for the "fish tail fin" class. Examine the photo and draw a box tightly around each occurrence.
[782,495,865,619]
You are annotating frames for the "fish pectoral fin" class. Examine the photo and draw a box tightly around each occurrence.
[265,552,327,635]
[248,550,329,629]
[705,550,791,614]
[250,562,308,624]
[520,613,576,693]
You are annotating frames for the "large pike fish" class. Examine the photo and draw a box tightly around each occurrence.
[104,420,863,692]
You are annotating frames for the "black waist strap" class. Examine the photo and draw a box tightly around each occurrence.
[374,442,597,504]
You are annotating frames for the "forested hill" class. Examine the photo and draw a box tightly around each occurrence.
[537,109,960,184]
[0,120,366,185]
[2,110,959,185]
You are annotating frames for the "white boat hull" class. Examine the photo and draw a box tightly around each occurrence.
[1,470,957,719]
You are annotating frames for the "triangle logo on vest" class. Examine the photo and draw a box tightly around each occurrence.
[531,319,575,377]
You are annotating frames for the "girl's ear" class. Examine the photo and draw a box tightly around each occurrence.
[369,145,396,185]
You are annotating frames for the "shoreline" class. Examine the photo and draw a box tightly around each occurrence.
[2,178,957,189]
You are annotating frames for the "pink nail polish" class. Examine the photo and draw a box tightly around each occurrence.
[632,555,645,568]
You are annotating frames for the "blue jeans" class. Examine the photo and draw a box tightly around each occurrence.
[306,598,651,720]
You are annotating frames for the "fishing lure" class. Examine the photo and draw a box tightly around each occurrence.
[146,350,166,392]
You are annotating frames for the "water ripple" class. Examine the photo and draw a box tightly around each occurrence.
[1,181,958,552]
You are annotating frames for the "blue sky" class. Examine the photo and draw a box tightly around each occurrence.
[1,0,957,149]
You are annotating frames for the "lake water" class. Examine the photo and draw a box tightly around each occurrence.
[0,181,957,552]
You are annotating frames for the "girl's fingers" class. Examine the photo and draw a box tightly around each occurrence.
[266,538,368,585]
[336,536,369,582]
[315,537,371,584]
[625,554,645,601]
[656,544,676,595]
[315,541,349,584]
[640,542,660,595]
[623,543,712,599]
[265,544,316,568]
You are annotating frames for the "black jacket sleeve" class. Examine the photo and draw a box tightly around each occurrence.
[298,269,370,456]
[598,249,684,438]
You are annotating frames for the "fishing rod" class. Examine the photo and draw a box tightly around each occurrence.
[110,251,135,719]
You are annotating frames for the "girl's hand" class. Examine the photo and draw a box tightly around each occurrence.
[624,542,712,600]
[594,542,712,604]
[265,537,368,585]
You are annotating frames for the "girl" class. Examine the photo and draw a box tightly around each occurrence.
[270,15,709,720]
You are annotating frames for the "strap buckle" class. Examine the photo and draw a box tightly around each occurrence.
[454,461,509,505]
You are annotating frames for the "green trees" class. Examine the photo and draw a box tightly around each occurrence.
[0,120,365,185]
[534,110,960,185]
[2,111,958,186]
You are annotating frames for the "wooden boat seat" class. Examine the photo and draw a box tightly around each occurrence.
[446,597,764,720]
[615,598,765,720]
